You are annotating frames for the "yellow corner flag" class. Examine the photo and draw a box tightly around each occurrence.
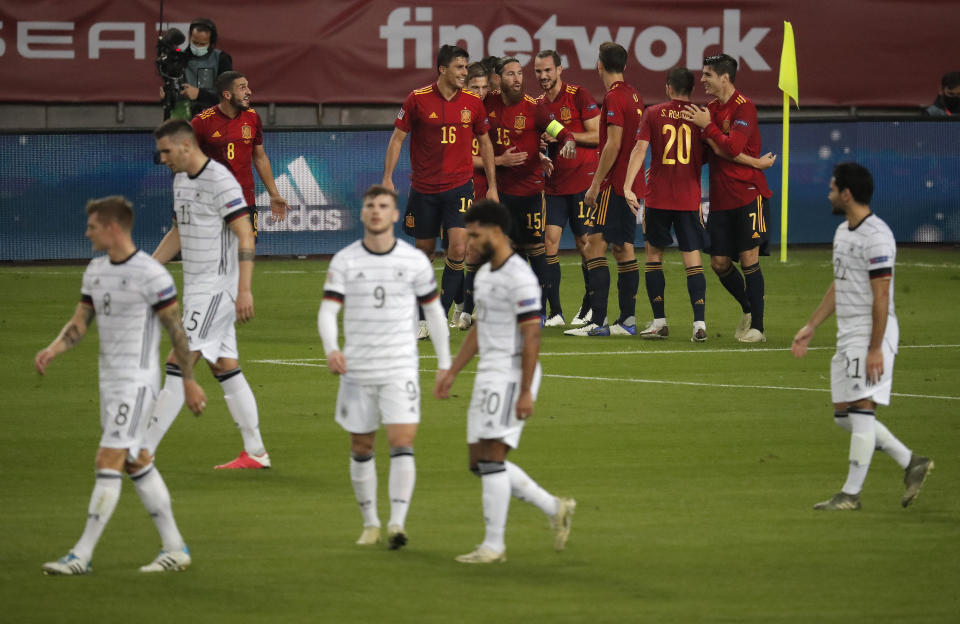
[778,21,798,262]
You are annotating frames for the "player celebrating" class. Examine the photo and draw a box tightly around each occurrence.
[534,49,600,327]
[435,200,575,564]
[682,54,772,342]
[484,58,576,318]
[623,68,708,341]
[191,71,289,233]
[36,196,205,575]
[319,185,451,549]
[144,119,270,470]
[383,45,499,334]
[567,42,644,337]
[792,163,933,511]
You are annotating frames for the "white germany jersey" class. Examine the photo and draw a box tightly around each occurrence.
[474,254,542,373]
[172,159,248,298]
[323,239,437,383]
[81,250,178,388]
[832,213,898,350]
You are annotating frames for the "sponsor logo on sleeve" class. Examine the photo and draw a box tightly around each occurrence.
[158,285,176,298]
[226,197,244,208]
[734,119,748,127]
[519,297,538,307]
[869,256,889,264]
[397,109,405,120]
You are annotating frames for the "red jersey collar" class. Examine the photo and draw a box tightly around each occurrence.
[433,81,463,102]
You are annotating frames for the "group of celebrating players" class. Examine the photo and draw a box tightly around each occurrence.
[34,41,932,575]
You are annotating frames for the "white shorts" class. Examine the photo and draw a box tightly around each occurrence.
[467,365,542,449]
[830,342,895,406]
[183,291,238,363]
[99,382,156,451]
[335,373,421,434]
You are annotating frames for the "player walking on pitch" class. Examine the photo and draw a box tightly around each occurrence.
[36,196,205,575]
[143,119,270,469]
[792,163,933,510]
[435,200,575,563]
[319,185,451,548]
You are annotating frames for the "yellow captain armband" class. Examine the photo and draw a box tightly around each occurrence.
[546,120,565,138]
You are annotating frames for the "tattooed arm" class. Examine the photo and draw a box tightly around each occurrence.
[35,302,94,374]
[157,302,206,414]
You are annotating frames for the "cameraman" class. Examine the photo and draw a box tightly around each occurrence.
[163,18,233,119]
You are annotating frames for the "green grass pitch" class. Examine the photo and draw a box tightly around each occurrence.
[1,246,958,623]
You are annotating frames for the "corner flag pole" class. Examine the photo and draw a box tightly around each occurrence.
[778,21,799,262]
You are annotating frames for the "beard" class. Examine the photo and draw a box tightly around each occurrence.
[474,241,495,265]
[830,201,845,215]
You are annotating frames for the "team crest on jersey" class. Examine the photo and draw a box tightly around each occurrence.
[394,267,406,280]
[241,125,253,140]
[405,214,415,228]
[722,119,731,133]
[514,115,526,130]
[460,109,472,124]
[560,106,572,122]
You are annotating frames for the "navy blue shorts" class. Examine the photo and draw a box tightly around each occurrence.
[545,191,591,237]
[706,196,770,259]
[642,206,706,252]
[403,180,473,239]
[592,187,637,246]
[501,191,545,246]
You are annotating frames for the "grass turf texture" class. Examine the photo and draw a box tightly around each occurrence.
[1,246,958,623]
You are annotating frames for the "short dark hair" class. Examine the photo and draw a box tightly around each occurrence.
[153,118,196,143]
[216,70,245,98]
[536,49,562,67]
[833,162,874,205]
[704,53,738,82]
[941,71,960,89]
[465,200,512,234]
[497,58,521,75]
[86,195,134,231]
[481,55,500,77]
[437,44,469,73]
[467,62,488,82]
[598,42,627,73]
[666,67,694,96]
[362,184,398,206]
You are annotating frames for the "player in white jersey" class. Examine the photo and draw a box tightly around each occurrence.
[35,196,206,575]
[145,119,270,469]
[793,163,932,511]
[318,185,451,549]
[434,200,575,563]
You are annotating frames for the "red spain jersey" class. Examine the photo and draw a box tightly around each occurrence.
[471,136,488,200]
[636,100,705,212]
[191,106,263,207]
[538,82,600,196]
[702,89,771,211]
[599,81,644,197]
[485,91,567,196]
[394,83,489,194]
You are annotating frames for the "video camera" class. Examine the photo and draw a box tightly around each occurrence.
[156,28,188,119]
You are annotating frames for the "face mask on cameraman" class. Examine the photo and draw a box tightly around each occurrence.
[190,44,210,56]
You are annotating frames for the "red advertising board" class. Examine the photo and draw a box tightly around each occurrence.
[0,1,956,107]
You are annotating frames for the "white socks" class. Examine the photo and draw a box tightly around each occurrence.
[834,410,912,470]
[842,409,877,495]
[72,469,122,562]
[505,461,557,516]
[142,369,185,456]
[388,448,416,529]
[219,370,266,456]
[350,454,379,528]
[479,461,510,554]
[131,464,185,552]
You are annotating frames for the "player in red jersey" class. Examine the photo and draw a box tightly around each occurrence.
[625,67,774,343]
[485,58,576,318]
[191,71,288,236]
[535,50,600,327]
[682,53,774,343]
[566,43,644,337]
[383,45,499,332]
